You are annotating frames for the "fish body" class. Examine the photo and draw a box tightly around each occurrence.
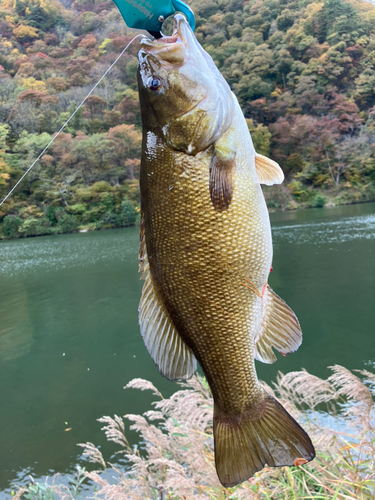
[137,15,315,487]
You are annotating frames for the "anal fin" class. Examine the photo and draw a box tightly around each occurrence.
[254,285,302,364]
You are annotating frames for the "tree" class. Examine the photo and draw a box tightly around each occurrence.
[107,124,142,180]
[12,24,39,42]
[330,93,363,134]
[0,153,11,198]
[246,119,272,156]
[2,216,23,238]
[317,0,358,43]
[13,131,52,185]
[70,133,113,183]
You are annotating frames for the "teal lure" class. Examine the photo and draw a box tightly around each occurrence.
[111,0,195,36]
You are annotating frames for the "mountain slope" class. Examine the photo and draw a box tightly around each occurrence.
[0,0,375,238]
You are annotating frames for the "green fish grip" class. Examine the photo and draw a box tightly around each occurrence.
[112,0,195,35]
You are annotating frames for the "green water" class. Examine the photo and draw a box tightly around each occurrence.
[1,202,375,494]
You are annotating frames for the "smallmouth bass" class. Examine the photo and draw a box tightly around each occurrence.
[137,14,315,488]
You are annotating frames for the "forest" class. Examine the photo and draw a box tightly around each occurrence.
[0,0,375,238]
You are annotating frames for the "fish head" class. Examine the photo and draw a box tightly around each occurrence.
[138,14,235,155]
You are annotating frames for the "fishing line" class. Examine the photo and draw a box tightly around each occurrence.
[0,33,144,207]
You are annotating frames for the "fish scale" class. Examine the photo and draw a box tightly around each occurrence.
[137,13,315,487]
[142,125,269,413]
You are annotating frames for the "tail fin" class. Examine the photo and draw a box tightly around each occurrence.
[213,390,315,488]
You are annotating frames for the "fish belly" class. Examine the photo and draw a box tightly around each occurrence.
[141,141,272,414]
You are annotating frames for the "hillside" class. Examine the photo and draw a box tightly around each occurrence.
[0,0,375,239]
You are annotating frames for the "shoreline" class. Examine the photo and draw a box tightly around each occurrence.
[1,197,375,242]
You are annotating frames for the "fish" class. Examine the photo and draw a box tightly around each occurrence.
[136,14,315,488]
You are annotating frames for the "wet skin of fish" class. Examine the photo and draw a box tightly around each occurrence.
[137,14,315,488]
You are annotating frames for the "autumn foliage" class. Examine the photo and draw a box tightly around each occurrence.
[1,0,375,238]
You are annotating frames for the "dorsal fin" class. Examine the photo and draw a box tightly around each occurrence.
[254,285,302,364]
[255,153,284,186]
[138,217,197,380]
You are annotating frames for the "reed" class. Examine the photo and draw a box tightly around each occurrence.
[16,366,375,499]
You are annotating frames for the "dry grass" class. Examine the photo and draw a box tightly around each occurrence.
[74,365,375,500]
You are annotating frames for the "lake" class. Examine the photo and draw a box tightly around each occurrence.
[1,202,375,495]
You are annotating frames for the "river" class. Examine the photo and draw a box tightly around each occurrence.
[0,202,374,495]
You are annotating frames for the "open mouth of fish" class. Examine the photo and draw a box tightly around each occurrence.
[140,15,188,63]
[154,15,182,44]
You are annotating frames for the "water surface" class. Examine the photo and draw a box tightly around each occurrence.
[1,202,374,494]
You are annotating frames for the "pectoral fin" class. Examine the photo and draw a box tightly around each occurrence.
[209,145,236,211]
[255,153,284,186]
[138,220,197,380]
[254,285,302,364]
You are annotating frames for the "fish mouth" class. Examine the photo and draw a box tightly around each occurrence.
[140,14,188,64]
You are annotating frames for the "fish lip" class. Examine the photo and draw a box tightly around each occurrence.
[141,14,187,51]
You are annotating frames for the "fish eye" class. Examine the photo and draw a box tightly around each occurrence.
[147,76,162,91]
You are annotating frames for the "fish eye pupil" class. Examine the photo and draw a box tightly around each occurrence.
[148,77,162,91]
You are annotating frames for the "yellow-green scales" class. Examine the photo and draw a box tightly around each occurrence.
[137,14,315,488]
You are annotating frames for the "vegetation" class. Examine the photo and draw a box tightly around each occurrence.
[12,466,87,500]
[1,0,375,239]
[14,365,375,498]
